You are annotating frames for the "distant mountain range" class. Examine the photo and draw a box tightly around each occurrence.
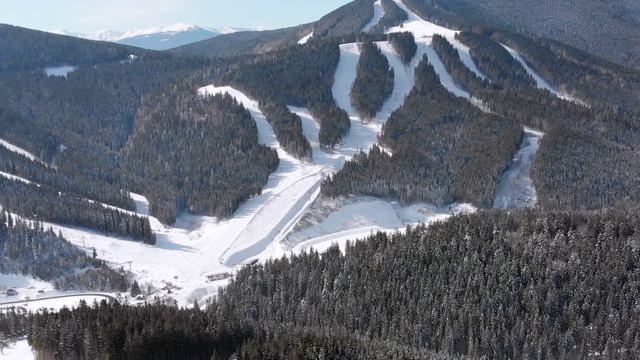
[50,23,263,51]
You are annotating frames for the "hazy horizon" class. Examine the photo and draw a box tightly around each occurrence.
[0,0,353,33]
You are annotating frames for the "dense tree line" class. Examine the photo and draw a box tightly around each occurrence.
[27,300,238,360]
[351,39,395,119]
[431,34,489,95]
[489,29,640,115]
[456,30,536,90]
[121,88,279,224]
[369,0,409,34]
[172,24,315,58]
[0,40,223,232]
[0,107,59,163]
[223,40,340,107]
[0,307,28,353]
[259,101,312,160]
[388,32,418,64]
[221,209,640,358]
[400,0,640,69]
[530,124,640,210]
[27,209,640,358]
[473,84,640,211]
[0,210,131,293]
[308,103,351,149]
[324,55,520,207]
[0,177,155,243]
[313,0,375,38]
[0,146,134,211]
[0,211,101,281]
[54,267,130,293]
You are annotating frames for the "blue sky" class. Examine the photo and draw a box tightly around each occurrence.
[0,0,353,32]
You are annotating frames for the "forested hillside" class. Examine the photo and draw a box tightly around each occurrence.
[171,24,313,58]
[0,24,145,73]
[3,2,640,358]
[222,40,340,107]
[323,55,521,208]
[0,24,296,231]
[121,88,279,224]
[312,0,375,38]
[427,29,640,211]
[401,0,640,69]
[0,211,130,291]
[25,210,640,358]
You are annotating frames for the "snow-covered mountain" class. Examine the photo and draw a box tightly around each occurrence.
[51,24,256,51]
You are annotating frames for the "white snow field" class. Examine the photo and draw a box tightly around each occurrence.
[44,66,75,77]
[493,129,544,209]
[298,31,314,45]
[2,338,33,359]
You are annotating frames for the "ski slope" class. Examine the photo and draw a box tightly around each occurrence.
[0,0,548,321]
[493,128,544,209]
[363,0,385,32]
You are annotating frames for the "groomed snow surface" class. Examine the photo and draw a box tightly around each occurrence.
[493,129,544,209]
[0,5,550,359]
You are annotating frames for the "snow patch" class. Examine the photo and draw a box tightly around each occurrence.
[298,31,314,45]
[0,338,34,359]
[44,66,75,77]
[0,171,35,185]
[493,128,544,209]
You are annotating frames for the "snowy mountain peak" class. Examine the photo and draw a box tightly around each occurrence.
[48,23,263,51]
[120,23,203,39]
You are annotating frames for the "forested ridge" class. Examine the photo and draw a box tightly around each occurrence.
[20,209,640,358]
[400,0,640,69]
[455,31,535,90]
[425,29,640,211]
[0,24,146,73]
